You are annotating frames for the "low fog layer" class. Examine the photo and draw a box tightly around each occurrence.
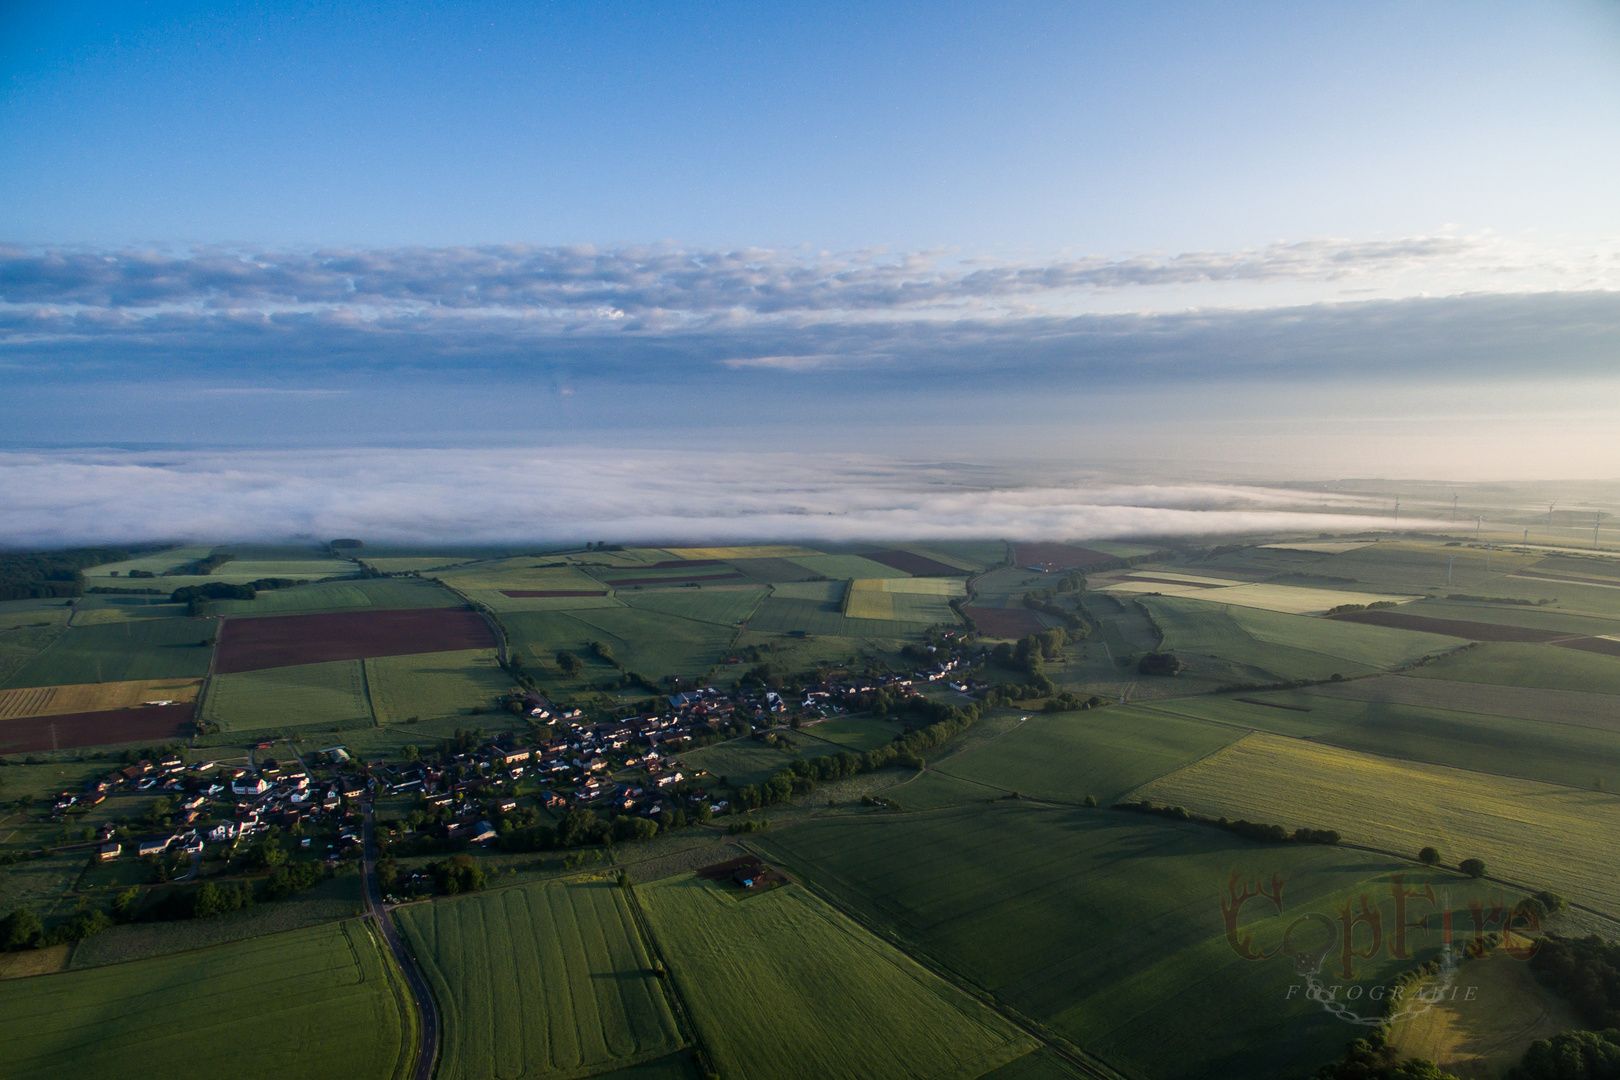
[0,447,1428,548]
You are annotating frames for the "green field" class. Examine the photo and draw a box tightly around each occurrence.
[396,879,684,1080]
[745,596,930,639]
[1134,731,1620,914]
[638,874,1037,1080]
[801,715,906,751]
[66,596,189,624]
[1139,595,1462,682]
[505,607,740,682]
[5,618,216,688]
[1302,672,1620,730]
[203,659,373,732]
[0,920,413,1080]
[911,541,1009,570]
[205,577,463,617]
[1407,641,1620,694]
[365,648,510,725]
[915,706,1241,805]
[787,554,912,580]
[1403,598,1620,636]
[681,731,848,786]
[1138,689,1620,791]
[769,579,847,602]
[759,804,1438,1080]
[0,620,70,687]
[620,587,768,627]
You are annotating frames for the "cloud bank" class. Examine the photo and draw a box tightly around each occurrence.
[0,447,1422,548]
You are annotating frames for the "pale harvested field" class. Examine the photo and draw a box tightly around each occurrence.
[1106,579,1413,614]
[1125,570,1253,586]
[662,545,820,560]
[0,679,202,720]
[1385,952,1580,1080]
[1133,731,1620,914]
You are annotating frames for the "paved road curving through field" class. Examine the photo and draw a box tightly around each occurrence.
[362,800,440,1080]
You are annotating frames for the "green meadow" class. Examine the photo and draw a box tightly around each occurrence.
[202,659,373,732]
[0,920,414,1080]
[5,618,216,688]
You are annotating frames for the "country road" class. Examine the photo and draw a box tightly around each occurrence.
[362,800,440,1080]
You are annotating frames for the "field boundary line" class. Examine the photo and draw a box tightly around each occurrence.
[621,883,707,1072]
[743,839,1140,1080]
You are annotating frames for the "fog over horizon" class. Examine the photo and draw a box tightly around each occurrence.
[0,447,1473,549]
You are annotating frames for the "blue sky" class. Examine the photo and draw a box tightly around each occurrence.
[1,2,1618,542]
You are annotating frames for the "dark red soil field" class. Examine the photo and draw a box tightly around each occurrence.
[1554,637,1620,658]
[963,606,1047,638]
[215,608,495,673]
[500,590,607,598]
[1325,610,1561,642]
[1011,543,1118,571]
[0,703,194,753]
[864,550,962,577]
[602,572,746,587]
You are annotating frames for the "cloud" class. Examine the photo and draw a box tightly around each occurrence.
[0,447,1427,548]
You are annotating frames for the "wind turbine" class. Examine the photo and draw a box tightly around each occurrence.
[1548,503,1557,538]
[1451,493,1458,523]
[1393,495,1400,527]
[1598,513,1605,550]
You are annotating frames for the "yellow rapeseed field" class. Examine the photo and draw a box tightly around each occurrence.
[1132,731,1620,915]
[1105,579,1412,614]
[662,545,821,560]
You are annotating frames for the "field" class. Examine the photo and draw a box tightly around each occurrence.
[1107,579,1414,614]
[507,606,741,682]
[1139,689,1620,791]
[1141,595,1463,680]
[202,659,373,732]
[621,587,769,627]
[801,715,906,751]
[214,607,494,674]
[745,596,928,640]
[1010,543,1119,570]
[4,618,216,688]
[205,578,462,617]
[80,545,214,578]
[862,549,970,576]
[787,554,912,580]
[759,804,1435,1080]
[1329,608,1568,641]
[0,920,413,1080]
[1302,673,1620,732]
[0,702,195,753]
[1132,731,1620,914]
[681,731,848,786]
[844,577,964,622]
[1384,952,1582,1080]
[638,874,1037,1080]
[1407,641,1620,694]
[396,879,684,1080]
[1402,598,1620,637]
[366,649,510,725]
[68,596,188,624]
[0,677,201,719]
[662,545,819,560]
[963,606,1048,639]
[916,706,1242,805]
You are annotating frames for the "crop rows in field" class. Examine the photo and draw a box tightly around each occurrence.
[759,804,1431,1080]
[396,879,683,1080]
[366,648,510,725]
[0,677,200,719]
[1302,673,1620,732]
[0,920,413,1080]
[1132,731,1620,914]
[639,875,1036,1080]
[203,659,372,732]
[920,706,1242,806]
[5,619,216,689]
[0,703,195,753]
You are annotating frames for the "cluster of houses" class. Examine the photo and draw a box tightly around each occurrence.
[56,753,362,865]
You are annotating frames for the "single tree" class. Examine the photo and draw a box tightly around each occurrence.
[1418,846,1441,866]
[1459,857,1486,879]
